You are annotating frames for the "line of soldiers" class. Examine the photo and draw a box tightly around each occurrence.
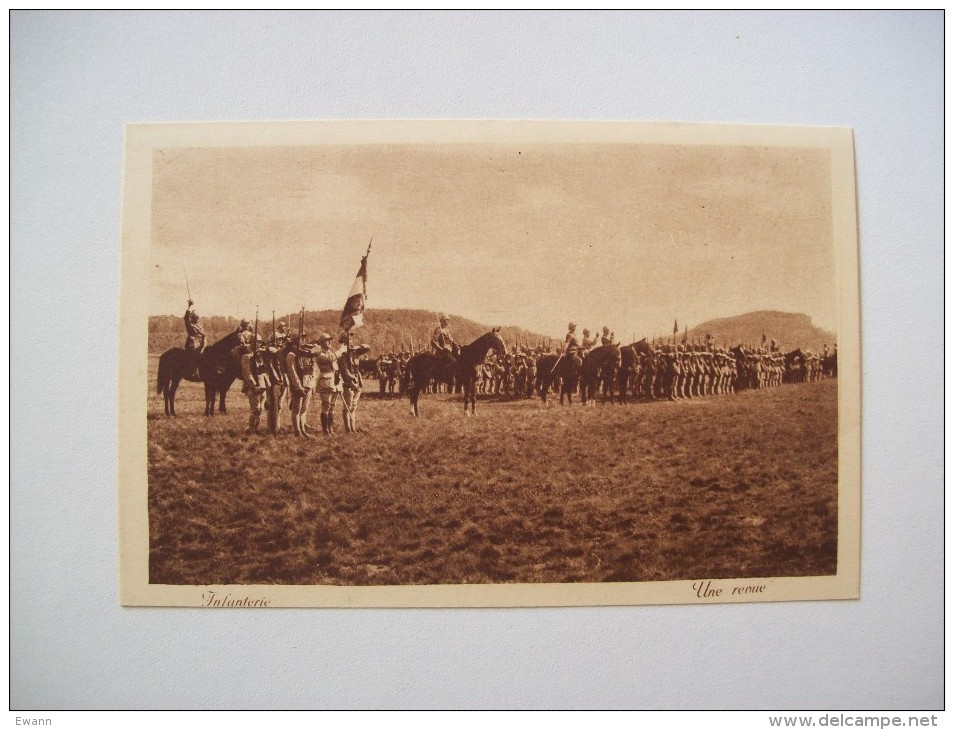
[184,301,373,435]
[204,313,371,437]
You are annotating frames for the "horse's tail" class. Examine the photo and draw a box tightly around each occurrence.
[156,353,167,394]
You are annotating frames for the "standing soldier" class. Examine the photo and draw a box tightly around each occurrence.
[270,320,290,349]
[234,318,254,345]
[183,300,206,381]
[263,337,288,434]
[338,331,372,434]
[314,332,346,435]
[233,339,267,434]
[285,332,317,438]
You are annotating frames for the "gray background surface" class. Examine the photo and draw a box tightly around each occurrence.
[10,10,943,709]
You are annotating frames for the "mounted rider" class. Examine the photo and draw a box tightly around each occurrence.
[431,314,458,365]
[581,328,599,352]
[600,326,615,347]
[563,322,583,367]
[183,300,206,381]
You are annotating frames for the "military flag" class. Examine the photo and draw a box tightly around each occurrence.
[682,324,688,344]
[340,239,371,330]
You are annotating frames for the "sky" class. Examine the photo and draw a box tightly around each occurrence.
[150,140,837,340]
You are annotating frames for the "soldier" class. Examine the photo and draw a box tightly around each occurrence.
[314,332,347,435]
[563,322,582,363]
[263,337,288,434]
[285,332,317,438]
[600,326,615,347]
[431,315,458,355]
[270,320,290,349]
[233,339,267,434]
[581,328,599,352]
[234,318,254,345]
[183,300,206,380]
[338,331,372,433]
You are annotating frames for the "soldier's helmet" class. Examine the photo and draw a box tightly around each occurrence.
[583,328,590,336]
[190,311,199,322]
[240,318,251,328]
[317,332,332,344]
[277,321,287,331]
[568,322,577,330]
[602,326,610,334]
[439,315,449,325]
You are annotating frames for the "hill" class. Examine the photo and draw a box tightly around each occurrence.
[686,311,836,352]
[148,308,554,355]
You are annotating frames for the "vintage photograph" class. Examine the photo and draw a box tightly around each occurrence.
[119,120,860,607]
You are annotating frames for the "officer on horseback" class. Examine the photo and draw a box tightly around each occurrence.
[431,315,458,353]
[581,328,599,352]
[183,300,206,380]
[563,322,582,365]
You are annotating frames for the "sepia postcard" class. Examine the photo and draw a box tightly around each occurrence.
[119,120,860,607]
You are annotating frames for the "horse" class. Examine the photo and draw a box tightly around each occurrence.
[197,331,243,416]
[580,343,621,405]
[616,342,641,404]
[405,330,508,416]
[156,347,203,416]
[536,352,582,405]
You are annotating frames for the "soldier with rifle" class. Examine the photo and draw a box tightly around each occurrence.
[314,331,347,435]
[284,309,317,437]
[338,330,372,434]
[233,312,268,434]
[263,311,288,434]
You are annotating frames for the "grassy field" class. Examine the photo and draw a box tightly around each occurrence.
[147,357,838,586]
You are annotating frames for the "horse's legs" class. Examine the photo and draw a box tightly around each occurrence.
[169,379,180,416]
[219,388,227,413]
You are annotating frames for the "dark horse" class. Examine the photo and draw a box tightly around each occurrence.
[197,332,243,416]
[580,343,622,405]
[156,347,200,416]
[405,330,508,417]
[155,332,242,416]
[535,352,582,405]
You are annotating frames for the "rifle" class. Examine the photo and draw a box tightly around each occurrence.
[253,308,259,351]
[272,310,276,344]
[299,307,304,349]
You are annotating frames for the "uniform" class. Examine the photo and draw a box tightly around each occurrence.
[563,325,582,367]
[183,303,206,381]
[339,336,372,433]
[234,343,267,433]
[581,330,599,351]
[431,317,457,354]
[314,334,347,435]
[285,339,317,437]
[184,305,206,351]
